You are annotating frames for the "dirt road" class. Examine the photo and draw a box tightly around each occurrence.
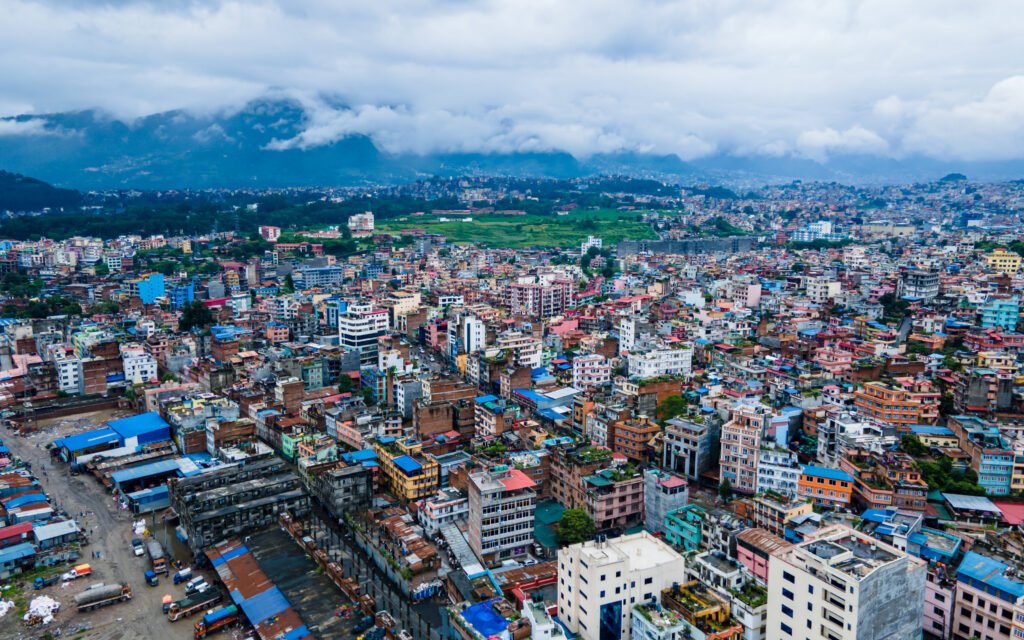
[1,414,194,640]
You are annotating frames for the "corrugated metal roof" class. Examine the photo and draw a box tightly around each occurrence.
[32,519,79,541]
[110,458,182,486]
[54,428,118,452]
[109,412,169,439]
[0,541,36,564]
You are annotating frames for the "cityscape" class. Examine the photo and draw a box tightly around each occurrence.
[2,2,1024,640]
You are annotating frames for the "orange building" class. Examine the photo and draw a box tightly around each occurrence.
[797,465,854,509]
[608,415,660,463]
[852,380,939,432]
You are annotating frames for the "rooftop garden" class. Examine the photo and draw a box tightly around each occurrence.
[576,446,613,463]
[732,581,768,608]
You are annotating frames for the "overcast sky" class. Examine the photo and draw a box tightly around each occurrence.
[2,0,1024,161]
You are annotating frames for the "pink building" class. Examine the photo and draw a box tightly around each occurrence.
[924,566,955,640]
[812,345,854,375]
[736,528,789,585]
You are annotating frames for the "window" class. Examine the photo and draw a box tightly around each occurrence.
[780,623,793,636]
[808,585,814,594]
[783,571,795,583]
[782,588,794,600]
[782,605,793,618]
[644,577,653,585]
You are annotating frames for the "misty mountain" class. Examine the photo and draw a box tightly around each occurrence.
[1,98,1021,190]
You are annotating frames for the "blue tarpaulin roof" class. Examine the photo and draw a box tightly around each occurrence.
[54,428,118,452]
[392,455,422,474]
[238,586,289,624]
[959,551,1024,600]
[3,493,47,509]
[801,465,854,482]
[0,542,36,565]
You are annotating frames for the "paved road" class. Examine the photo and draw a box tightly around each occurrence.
[1,419,193,640]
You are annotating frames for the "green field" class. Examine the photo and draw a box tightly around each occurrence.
[376,208,659,249]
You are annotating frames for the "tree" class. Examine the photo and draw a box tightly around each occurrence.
[900,434,928,457]
[283,273,295,293]
[719,478,733,502]
[178,300,214,331]
[657,394,688,421]
[160,371,178,383]
[93,260,109,276]
[338,375,354,394]
[557,509,597,546]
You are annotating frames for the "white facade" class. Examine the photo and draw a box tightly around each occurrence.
[416,489,468,536]
[581,235,603,255]
[461,315,485,354]
[123,351,158,385]
[558,532,687,640]
[756,447,802,497]
[627,346,693,379]
[572,354,611,389]
[806,277,841,304]
[619,316,637,355]
[347,211,375,233]
[338,303,390,365]
[496,331,542,369]
[56,358,80,394]
[766,524,927,640]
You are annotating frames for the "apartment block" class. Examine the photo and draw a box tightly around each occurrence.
[767,524,926,640]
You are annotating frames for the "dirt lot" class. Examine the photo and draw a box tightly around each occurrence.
[1,411,197,640]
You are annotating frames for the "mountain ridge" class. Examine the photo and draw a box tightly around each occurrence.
[2,98,1023,189]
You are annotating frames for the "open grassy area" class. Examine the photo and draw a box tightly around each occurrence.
[376,208,659,249]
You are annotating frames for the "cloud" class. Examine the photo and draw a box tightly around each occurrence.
[796,126,890,162]
[0,118,62,137]
[1,1,1023,161]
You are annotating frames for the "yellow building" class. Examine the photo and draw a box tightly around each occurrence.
[373,436,439,501]
[977,350,1018,373]
[985,248,1022,274]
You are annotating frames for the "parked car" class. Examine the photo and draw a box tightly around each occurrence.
[131,539,145,557]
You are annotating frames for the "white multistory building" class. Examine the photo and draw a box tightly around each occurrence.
[572,354,611,389]
[338,303,390,366]
[766,524,926,640]
[627,346,693,379]
[121,344,158,385]
[558,532,687,640]
[495,331,542,369]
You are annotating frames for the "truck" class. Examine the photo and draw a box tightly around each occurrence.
[74,583,132,612]
[146,539,168,574]
[144,569,159,586]
[193,605,239,639]
[61,563,92,581]
[173,567,193,584]
[33,575,60,590]
[167,590,222,622]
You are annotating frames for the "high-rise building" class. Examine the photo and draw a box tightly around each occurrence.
[467,465,537,565]
[558,531,687,640]
[719,404,769,494]
[338,303,389,366]
[766,524,926,640]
